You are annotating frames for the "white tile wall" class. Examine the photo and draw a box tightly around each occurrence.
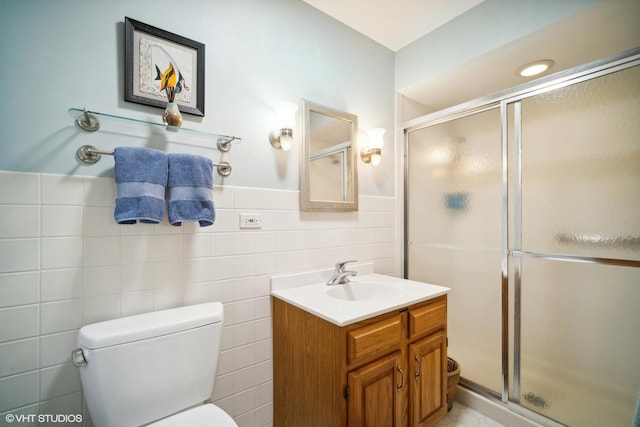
[0,170,398,427]
[0,338,39,377]
[0,272,39,308]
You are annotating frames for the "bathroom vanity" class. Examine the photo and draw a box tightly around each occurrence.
[271,271,450,427]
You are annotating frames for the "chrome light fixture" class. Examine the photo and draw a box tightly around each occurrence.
[360,128,385,166]
[269,101,298,151]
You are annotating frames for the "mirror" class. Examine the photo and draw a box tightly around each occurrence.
[300,100,358,211]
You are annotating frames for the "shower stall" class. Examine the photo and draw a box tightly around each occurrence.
[404,49,640,426]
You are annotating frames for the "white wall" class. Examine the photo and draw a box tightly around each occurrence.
[0,171,397,426]
[0,1,397,426]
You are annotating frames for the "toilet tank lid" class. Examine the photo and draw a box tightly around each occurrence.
[78,302,223,349]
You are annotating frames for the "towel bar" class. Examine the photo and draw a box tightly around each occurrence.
[76,145,232,177]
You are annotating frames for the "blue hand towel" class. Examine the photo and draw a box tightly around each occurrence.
[167,153,215,227]
[114,147,168,224]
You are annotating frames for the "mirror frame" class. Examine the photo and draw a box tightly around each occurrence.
[300,99,359,212]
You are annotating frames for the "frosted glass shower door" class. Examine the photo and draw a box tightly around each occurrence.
[406,51,640,427]
[513,65,640,426]
[406,107,503,393]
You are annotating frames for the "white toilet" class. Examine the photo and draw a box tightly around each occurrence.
[72,302,237,427]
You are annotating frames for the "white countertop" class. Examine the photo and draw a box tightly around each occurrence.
[271,267,450,326]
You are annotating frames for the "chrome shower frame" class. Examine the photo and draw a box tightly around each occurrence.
[402,47,640,426]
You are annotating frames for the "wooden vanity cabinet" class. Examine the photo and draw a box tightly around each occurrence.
[273,295,447,427]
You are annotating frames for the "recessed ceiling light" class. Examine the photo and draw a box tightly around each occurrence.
[517,60,555,77]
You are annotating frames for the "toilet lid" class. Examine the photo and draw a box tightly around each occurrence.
[149,404,238,427]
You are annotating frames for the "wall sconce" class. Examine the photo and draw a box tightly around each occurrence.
[269,102,298,151]
[360,128,385,165]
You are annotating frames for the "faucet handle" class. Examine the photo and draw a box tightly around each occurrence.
[335,260,357,271]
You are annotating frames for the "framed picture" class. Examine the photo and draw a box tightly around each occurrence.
[124,17,205,116]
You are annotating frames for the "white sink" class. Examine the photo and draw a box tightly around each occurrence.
[326,281,404,301]
[271,268,450,326]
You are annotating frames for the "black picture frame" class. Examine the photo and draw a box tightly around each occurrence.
[124,17,205,117]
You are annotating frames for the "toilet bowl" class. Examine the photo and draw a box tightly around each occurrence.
[72,302,237,427]
[149,403,235,426]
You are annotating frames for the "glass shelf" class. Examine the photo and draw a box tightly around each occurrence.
[69,107,241,150]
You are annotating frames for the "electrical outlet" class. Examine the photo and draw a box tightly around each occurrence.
[239,213,263,229]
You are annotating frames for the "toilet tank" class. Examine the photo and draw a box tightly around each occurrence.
[76,303,224,427]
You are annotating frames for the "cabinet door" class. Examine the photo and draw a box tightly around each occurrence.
[348,351,407,427]
[409,330,447,427]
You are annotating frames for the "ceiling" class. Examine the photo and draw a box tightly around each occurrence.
[302,0,640,112]
[302,0,486,52]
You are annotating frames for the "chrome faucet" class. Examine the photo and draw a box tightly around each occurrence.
[327,260,358,285]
